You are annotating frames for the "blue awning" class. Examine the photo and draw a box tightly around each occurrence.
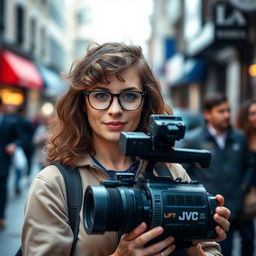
[184,59,205,83]
[37,65,67,96]
[166,54,206,87]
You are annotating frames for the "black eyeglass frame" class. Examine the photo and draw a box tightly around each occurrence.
[84,90,147,111]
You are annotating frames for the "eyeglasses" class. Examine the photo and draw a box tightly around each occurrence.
[84,90,146,111]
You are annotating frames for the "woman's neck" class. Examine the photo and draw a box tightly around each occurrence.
[92,138,133,171]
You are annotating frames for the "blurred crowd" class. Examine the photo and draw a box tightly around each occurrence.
[0,97,53,230]
[180,94,256,256]
[0,93,256,256]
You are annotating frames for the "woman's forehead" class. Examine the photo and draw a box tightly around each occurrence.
[89,68,142,90]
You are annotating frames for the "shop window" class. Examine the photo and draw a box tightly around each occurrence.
[16,5,24,45]
[0,87,25,106]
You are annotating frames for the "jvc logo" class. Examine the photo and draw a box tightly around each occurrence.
[178,212,199,221]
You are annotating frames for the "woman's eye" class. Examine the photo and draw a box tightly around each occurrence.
[94,92,109,100]
[122,92,138,101]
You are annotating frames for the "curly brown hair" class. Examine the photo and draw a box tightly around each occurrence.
[46,42,172,167]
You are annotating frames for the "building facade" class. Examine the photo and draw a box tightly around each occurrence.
[150,0,256,121]
[0,0,70,118]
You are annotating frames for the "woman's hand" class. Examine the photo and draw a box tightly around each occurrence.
[112,222,175,256]
[186,194,231,256]
[212,194,231,242]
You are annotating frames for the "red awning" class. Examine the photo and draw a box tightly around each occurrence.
[0,50,43,89]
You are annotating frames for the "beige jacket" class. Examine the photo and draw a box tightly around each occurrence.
[22,154,222,256]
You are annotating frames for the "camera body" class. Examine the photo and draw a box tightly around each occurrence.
[83,115,217,246]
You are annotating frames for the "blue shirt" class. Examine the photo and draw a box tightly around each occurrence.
[91,156,139,180]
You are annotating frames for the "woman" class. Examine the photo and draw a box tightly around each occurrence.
[236,99,256,255]
[21,42,230,256]
[237,99,256,155]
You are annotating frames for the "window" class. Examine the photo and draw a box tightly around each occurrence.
[48,0,65,29]
[30,18,36,53]
[76,8,92,25]
[16,5,24,45]
[0,0,5,33]
[49,37,65,71]
[40,27,46,56]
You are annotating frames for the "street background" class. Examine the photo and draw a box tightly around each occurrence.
[1,0,256,255]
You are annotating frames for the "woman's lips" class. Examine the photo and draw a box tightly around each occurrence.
[104,121,126,130]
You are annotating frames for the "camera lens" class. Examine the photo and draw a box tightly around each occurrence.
[84,191,94,230]
[83,186,109,233]
[83,185,149,234]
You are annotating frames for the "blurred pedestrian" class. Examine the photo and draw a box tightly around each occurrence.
[0,100,23,229]
[16,106,35,179]
[237,99,256,162]
[4,104,35,195]
[32,111,53,170]
[182,93,254,256]
[237,99,256,218]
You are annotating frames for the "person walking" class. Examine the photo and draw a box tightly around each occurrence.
[182,93,254,256]
[237,99,256,167]
[17,105,35,180]
[236,99,256,218]
[0,99,24,229]
[4,104,35,195]
[32,111,53,170]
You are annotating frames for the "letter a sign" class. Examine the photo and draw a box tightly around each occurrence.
[213,1,249,41]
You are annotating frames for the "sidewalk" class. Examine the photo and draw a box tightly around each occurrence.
[0,164,39,256]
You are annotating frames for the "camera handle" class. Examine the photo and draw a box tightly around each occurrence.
[144,160,157,179]
[143,160,174,180]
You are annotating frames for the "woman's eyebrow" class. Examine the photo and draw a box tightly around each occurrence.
[92,86,141,92]
[93,86,109,91]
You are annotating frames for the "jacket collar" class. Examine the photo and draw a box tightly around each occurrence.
[203,124,234,143]
[77,153,142,170]
[77,153,98,168]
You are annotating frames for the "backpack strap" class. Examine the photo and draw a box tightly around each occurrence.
[53,162,83,256]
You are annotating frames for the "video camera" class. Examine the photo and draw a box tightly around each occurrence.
[83,115,217,247]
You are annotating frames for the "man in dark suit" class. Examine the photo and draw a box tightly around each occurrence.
[0,98,23,229]
[182,93,254,256]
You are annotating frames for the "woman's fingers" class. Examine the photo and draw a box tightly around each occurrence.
[212,195,231,242]
[119,224,175,255]
[215,194,224,206]
[214,212,230,231]
[134,226,164,246]
[215,225,227,241]
[215,206,231,220]
[143,236,175,255]
[122,222,148,241]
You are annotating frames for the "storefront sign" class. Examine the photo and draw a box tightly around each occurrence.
[230,0,256,12]
[213,2,249,41]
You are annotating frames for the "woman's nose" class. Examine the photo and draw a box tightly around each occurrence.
[107,97,123,114]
